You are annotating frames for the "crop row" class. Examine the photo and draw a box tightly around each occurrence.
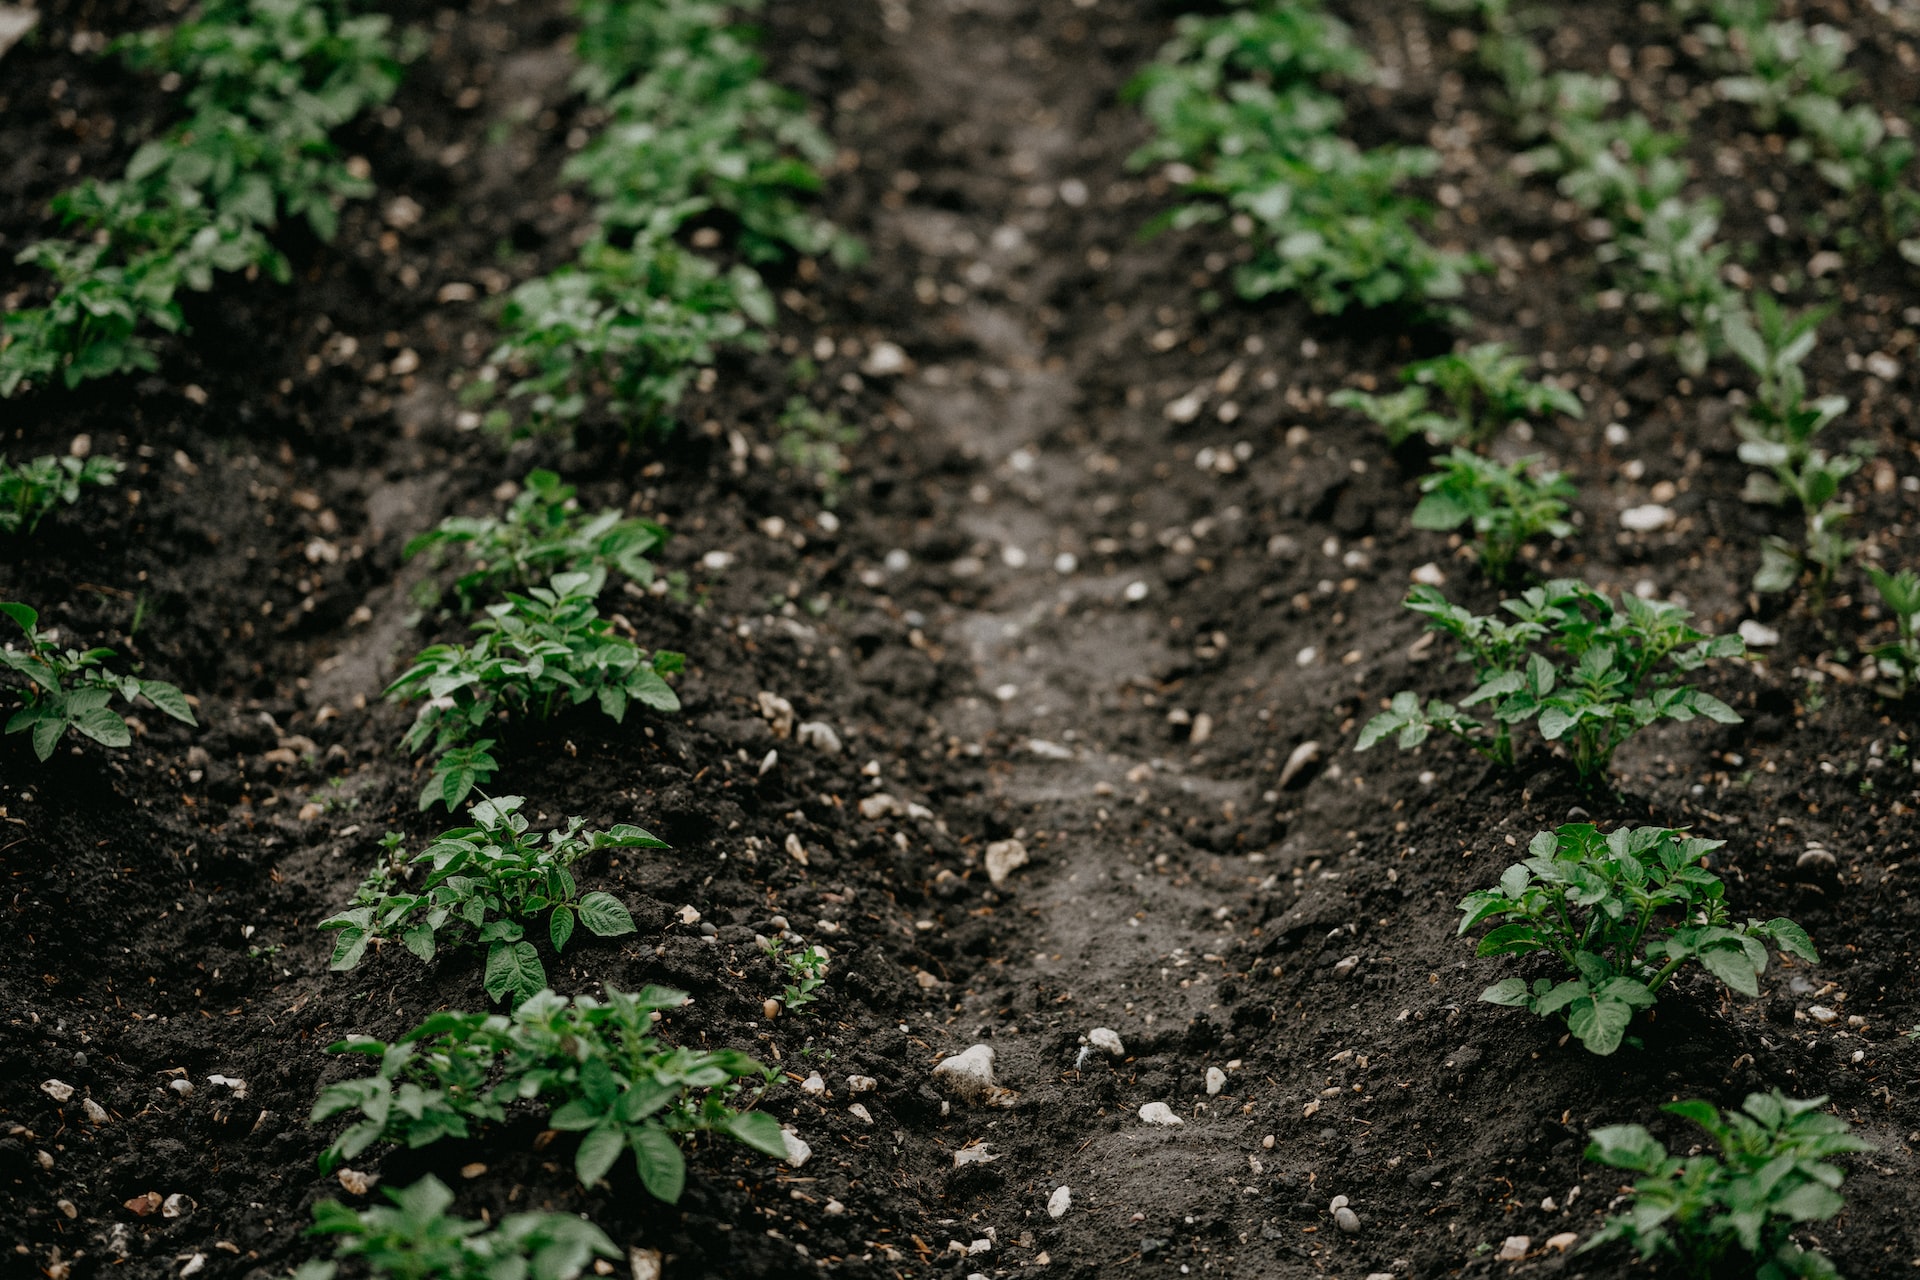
[0,0,853,1273]
[1129,0,1915,1274]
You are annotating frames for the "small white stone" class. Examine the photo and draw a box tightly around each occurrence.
[1328,1195,1348,1211]
[1138,1101,1183,1126]
[1205,1067,1226,1096]
[846,1075,877,1093]
[179,1253,207,1278]
[1165,391,1205,423]
[848,1103,874,1124]
[336,1169,378,1196]
[1738,619,1780,648]
[1295,645,1318,667]
[1808,1005,1839,1024]
[862,342,909,376]
[630,1247,665,1280]
[1088,1027,1125,1057]
[40,1080,73,1103]
[1278,740,1321,788]
[170,1079,194,1097]
[1053,552,1078,574]
[1124,580,1150,603]
[953,1144,996,1167]
[82,1098,109,1125]
[1411,562,1447,586]
[1496,1236,1530,1262]
[1332,955,1359,978]
[1048,1185,1071,1219]
[1546,1231,1578,1253]
[824,1199,845,1215]
[801,1074,826,1096]
[932,1044,997,1103]
[781,1128,812,1167]
[1619,503,1673,532]
[162,1193,193,1219]
[796,721,843,754]
[1334,1206,1359,1234]
[985,839,1029,888]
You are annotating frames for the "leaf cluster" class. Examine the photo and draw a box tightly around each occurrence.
[1333,342,1580,448]
[384,569,683,810]
[0,602,196,761]
[405,469,668,612]
[1865,566,1920,695]
[1410,448,1575,579]
[0,454,123,536]
[1356,581,1744,778]
[766,938,830,1014]
[1,0,404,395]
[776,396,859,504]
[319,796,658,1002]
[1459,823,1816,1054]
[1126,0,1471,316]
[1585,1090,1870,1279]
[311,985,787,1202]
[1723,298,1860,601]
[298,1174,617,1280]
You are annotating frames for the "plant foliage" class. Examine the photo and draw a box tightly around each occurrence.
[0,602,196,760]
[311,984,787,1201]
[1356,581,1743,778]
[1459,823,1816,1055]
[319,796,660,1002]
[1584,1090,1870,1278]
[1411,448,1576,580]
[298,1174,618,1280]
[0,455,124,535]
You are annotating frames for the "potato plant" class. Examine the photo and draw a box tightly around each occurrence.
[1,0,406,394]
[764,936,830,1014]
[1357,581,1743,778]
[0,455,123,536]
[1723,298,1861,601]
[0,602,196,760]
[319,796,659,1002]
[1865,567,1920,696]
[1127,0,1471,315]
[1411,449,1576,580]
[1332,342,1580,447]
[385,569,682,810]
[312,985,787,1202]
[1585,1090,1869,1278]
[297,1174,618,1280]
[1460,824,1817,1054]
[405,468,668,612]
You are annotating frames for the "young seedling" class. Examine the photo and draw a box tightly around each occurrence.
[0,455,124,535]
[776,396,859,504]
[764,937,830,1014]
[1723,299,1860,602]
[1356,581,1743,778]
[1459,824,1817,1054]
[0,602,195,760]
[385,568,682,810]
[298,1174,618,1280]
[1336,344,1579,447]
[1411,448,1576,579]
[1865,566,1920,695]
[1327,386,1452,446]
[311,985,787,1202]
[319,796,660,1002]
[1583,1090,1869,1277]
[405,469,667,612]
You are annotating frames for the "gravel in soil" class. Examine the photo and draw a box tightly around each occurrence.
[3,0,1919,1277]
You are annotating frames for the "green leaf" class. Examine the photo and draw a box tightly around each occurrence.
[549,905,576,953]
[574,1124,624,1186]
[1480,977,1531,1006]
[72,705,132,748]
[484,941,546,1002]
[630,1125,687,1203]
[721,1110,790,1158]
[1567,996,1634,1055]
[1698,943,1762,997]
[138,680,197,725]
[577,891,635,938]
[1759,918,1819,963]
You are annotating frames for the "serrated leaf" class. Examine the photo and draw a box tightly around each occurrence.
[550,905,576,952]
[1567,996,1634,1055]
[484,940,545,1002]
[577,891,635,937]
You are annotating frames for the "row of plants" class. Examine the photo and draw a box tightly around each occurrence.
[464,0,856,438]
[1132,4,1905,1275]
[0,0,411,394]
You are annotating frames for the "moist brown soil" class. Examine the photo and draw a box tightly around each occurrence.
[3,0,1920,1277]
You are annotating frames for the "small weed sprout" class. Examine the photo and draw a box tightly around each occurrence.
[385,568,682,810]
[1723,298,1859,602]
[297,1174,619,1280]
[1412,448,1576,579]
[0,455,123,535]
[1583,1091,1869,1278]
[405,469,667,612]
[776,397,859,504]
[1460,824,1817,1054]
[1357,581,1743,779]
[311,985,787,1201]
[1865,567,1920,695]
[764,937,830,1014]
[319,796,661,1003]
[0,602,196,760]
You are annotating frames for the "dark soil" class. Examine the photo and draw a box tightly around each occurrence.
[3,0,1919,1277]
